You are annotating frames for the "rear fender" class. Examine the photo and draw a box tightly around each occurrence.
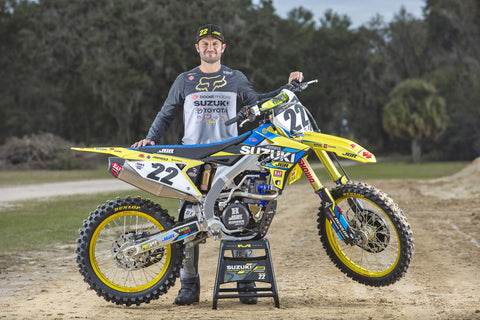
[301,132,376,163]
[71,147,204,165]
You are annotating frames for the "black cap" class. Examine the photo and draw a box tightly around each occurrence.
[196,24,224,43]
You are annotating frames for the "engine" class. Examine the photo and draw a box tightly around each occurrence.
[215,170,279,239]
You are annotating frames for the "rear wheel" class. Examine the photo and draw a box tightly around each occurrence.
[76,196,184,306]
[318,183,414,286]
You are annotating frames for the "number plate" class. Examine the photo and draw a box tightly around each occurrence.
[273,102,311,135]
[128,161,196,194]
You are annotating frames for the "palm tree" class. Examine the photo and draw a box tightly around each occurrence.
[383,79,448,163]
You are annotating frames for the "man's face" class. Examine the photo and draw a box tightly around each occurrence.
[195,37,226,64]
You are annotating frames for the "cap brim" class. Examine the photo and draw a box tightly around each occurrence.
[197,35,224,43]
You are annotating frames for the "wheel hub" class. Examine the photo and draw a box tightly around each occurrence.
[111,232,164,270]
[351,209,390,253]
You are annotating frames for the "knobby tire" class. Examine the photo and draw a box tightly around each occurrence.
[76,196,184,306]
[318,182,414,286]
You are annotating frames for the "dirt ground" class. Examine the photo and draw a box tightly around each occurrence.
[1,160,480,320]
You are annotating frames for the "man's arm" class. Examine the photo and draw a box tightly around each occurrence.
[131,75,185,147]
[237,71,303,106]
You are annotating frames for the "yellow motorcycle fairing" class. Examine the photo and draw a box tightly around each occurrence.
[259,132,310,189]
[259,126,311,187]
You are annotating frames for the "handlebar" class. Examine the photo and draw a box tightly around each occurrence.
[225,79,318,126]
[225,114,243,126]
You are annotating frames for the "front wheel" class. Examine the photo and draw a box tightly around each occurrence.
[318,183,414,286]
[76,196,184,306]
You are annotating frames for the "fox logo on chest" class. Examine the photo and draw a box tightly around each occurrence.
[195,75,227,91]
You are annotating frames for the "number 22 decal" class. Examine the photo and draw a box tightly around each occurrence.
[146,163,179,185]
[283,104,309,132]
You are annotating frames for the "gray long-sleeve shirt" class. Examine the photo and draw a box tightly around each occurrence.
[146,65,287,145]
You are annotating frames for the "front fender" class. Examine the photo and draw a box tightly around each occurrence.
[301,132,376,163]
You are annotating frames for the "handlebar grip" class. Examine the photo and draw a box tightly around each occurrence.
[290,79,300,86]
[288,79,318,92]
[225,115,242,126]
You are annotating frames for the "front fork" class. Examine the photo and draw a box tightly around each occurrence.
[297,158,356,245]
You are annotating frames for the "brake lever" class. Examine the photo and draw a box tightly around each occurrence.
[303,79,318,89]
[239,112,257,128]
[239,119,249,128]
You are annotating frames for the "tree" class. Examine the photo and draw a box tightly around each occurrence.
[3,0,479,162]
[383,79,448,163]
[0,0,41,143]
[350,8,432,154]
[424,0,480,160]
[294,9,362,136]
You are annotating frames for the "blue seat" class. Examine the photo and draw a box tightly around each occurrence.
[133,132,251,160]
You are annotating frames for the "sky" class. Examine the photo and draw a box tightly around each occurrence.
[253,0,426,28]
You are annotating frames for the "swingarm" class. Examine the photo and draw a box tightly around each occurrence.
[120,220,202,258]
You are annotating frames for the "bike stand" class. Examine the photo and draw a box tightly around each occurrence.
[212,238,279,309]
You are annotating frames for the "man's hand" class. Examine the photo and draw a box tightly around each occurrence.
[288,71,303,83]
[131,139,155,148]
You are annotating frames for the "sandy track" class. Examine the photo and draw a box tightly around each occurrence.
[1,173,480,319]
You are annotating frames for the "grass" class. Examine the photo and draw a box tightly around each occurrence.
[313,160,469,180]
[0,167,110,186]
[0,159,470,254]
[0,190,180,253]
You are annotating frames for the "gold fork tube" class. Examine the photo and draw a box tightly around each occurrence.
[298,158,324,193]
[314,149,348,184]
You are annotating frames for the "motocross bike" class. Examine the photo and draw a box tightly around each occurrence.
[73,80,414,306]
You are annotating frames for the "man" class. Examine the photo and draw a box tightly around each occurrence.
[132,24,303,305]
